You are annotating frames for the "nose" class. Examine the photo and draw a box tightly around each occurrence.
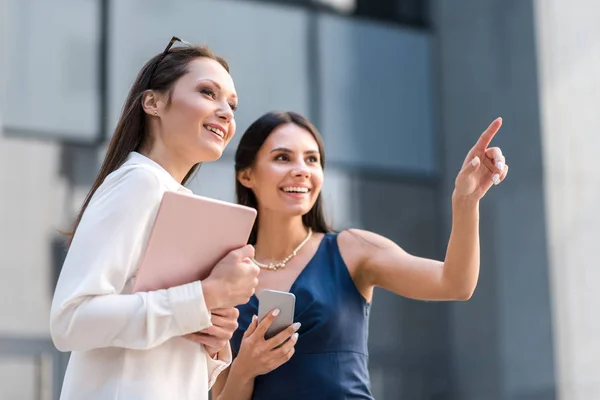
[292,163,311,179]
[215,101,234,123]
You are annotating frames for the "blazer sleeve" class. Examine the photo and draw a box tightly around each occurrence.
[50,167,213,352]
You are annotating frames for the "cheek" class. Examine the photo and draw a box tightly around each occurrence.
[312,170,324,190]
[172,94,210,120]
[254,180,280,206]
[260,168,284,188]
[226,120,236,141]
[189,98,212,119]
[254,166,283,194]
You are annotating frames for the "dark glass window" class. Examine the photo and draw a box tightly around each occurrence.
[236,0,430,28]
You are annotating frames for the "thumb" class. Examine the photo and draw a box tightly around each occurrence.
[243,315,258,338]
[240,244,255,259]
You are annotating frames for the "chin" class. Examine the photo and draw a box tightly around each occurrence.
[282,204,313,217]
[199,144,225,162]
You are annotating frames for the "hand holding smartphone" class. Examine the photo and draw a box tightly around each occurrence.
[257,289,296,339]
[235,289,299,377]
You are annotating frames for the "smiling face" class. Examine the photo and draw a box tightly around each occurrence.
[239,123,324,217]
[147,57,238,164]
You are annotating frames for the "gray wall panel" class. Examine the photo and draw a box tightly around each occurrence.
[318,14,437,175]
[109,0,312,152]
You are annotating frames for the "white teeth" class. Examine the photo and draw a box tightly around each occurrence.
[282,187,309,193]
[205,125,224,138]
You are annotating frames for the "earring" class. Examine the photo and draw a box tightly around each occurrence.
[154,111,158,117]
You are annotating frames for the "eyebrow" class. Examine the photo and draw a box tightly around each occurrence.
[270,147,320,155]
[196,78,238,100]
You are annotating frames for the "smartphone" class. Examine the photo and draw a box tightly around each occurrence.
[257,289,296,339]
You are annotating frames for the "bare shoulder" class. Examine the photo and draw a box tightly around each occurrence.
[336,229,385,301]
[336,229,390,271]
[337,229,396,253]
[337,229,408,270]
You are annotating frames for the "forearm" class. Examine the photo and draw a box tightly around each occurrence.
[214,359,256,400]
[50,281,211,352]
[442,192,480,299]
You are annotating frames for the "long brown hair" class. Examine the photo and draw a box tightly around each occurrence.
[66,43,229,243]
[234,111,333,244]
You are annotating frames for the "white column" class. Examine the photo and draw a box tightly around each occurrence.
[534,1,600,399]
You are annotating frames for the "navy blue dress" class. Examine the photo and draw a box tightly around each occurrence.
[231,233,374,399]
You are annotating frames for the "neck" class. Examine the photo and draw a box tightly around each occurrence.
[254,211,310,263]
[140,141,192,184]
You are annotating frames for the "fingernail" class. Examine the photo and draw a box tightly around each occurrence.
[471,157,479,167]
[252,315,257,323]
[272,309,280,317]
[492,174,500,185]
[292,322,301,331]
[496,161,504,170]
[291,333,299,342]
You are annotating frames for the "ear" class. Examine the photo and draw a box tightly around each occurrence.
[141,90,160,117]
[237,168,254,189]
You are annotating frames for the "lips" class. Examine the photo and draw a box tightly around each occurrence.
[280,186,310,194]
[204,123,226,139]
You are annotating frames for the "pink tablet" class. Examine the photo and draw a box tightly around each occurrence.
[132,191,257,293]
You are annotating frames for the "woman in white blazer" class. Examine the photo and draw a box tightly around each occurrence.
[50,37,260,400]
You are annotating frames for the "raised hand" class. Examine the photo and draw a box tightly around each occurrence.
[454,117,509,200]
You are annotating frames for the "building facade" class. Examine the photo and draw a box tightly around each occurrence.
[1,0,598,399]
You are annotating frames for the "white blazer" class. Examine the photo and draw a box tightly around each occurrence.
[50,152,231,400]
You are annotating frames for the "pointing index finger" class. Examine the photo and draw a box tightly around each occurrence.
[474,117,502,151]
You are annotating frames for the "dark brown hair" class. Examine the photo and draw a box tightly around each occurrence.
[235,111,333,244]
[66,44,229,242]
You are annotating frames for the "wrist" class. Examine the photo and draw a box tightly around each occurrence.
[230,357,257,383]
[201,278,220,310]
[451,190,479,211]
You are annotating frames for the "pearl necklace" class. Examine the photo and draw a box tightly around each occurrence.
[251,228,313,271]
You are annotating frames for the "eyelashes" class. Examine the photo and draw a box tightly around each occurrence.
[200,87,237,111]
[200,87,216,98]
[274,154,320,163]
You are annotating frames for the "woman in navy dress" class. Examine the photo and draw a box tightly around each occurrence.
[212,111,508,399]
